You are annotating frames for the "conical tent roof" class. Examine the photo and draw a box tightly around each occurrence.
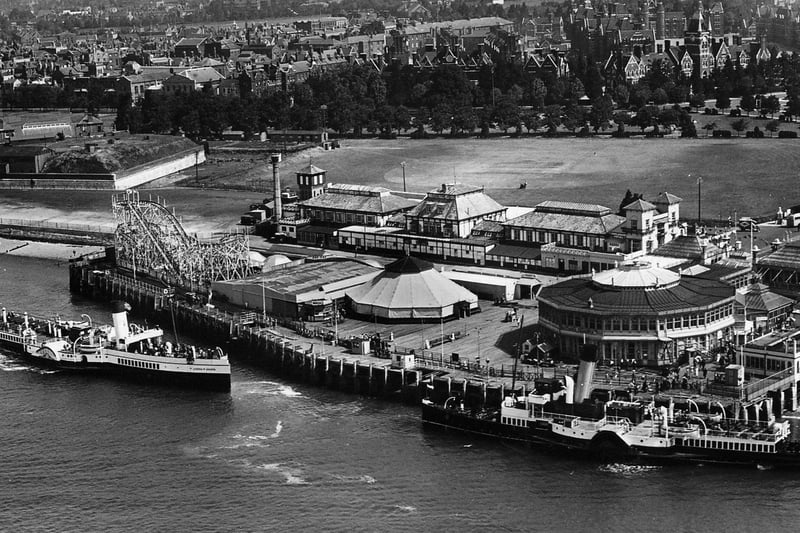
[346,256,478,319]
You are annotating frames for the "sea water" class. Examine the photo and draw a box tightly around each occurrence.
[2,253,800,532]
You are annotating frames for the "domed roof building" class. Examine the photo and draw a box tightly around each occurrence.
[346,256,479,320]
[537,261,736,367]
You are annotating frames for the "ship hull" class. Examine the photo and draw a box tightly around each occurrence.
[1,335,230,392]
[421,402,800,468]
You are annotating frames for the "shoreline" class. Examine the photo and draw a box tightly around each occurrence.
[0,237,104,261]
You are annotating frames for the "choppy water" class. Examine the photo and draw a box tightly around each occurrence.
[2,253,800,532]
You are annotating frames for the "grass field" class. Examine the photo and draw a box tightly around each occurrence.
[212,136,800,221]
[2,136,800,230]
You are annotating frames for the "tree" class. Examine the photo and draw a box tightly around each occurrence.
[635,107,655,131]
[562,106,586,132]
[543,104,562,133]
[589,95,614,132]
[765,119,780,137]
[731,118,749,137]
[689,93,706,111]
[740,93,756,116]
[786,88,800,119]
[681,122,698,137]
[613,85,630,108]
[629,86,652,108]
[520,110,542,133]
[115,93,134,132]
[652,88,669,106]
[451,106,478,135]
[618,190,643,215]
[761,95,780,118]
[523,76,547,109]
[715,91,731,112]
[430,103,452,134]
[395,106,412,132]
[493,96,520,133]
[702,121,717,137]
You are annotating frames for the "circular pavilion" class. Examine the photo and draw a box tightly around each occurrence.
[345,256,478,321]
[537,261,736,367]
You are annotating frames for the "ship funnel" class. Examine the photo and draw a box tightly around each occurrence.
[563,375,575,405]
[573,344,598,403]
[111,300,129,347]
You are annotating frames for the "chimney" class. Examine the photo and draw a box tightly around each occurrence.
[271,153,282,220]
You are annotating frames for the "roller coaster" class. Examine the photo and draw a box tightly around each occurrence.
[112,190,252,289]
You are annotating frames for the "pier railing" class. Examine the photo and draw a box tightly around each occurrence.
[412,351,567,382]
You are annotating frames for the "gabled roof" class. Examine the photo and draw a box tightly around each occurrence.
[175,66,225,83]
[406,184,505,221]
[655,191,682,205]
[623,199,657,211]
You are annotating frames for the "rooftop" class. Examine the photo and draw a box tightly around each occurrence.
[593,261,681,290]
[298,184,419,214]
[504,205,626,235]
[406,183,505,221]
[539,263,735,314]
[231,258,381,296]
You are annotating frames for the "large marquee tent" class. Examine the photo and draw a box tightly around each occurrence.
[346,256,479,320]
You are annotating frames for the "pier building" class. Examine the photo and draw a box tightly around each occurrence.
[211,257,382,319]
[537,261,736,367]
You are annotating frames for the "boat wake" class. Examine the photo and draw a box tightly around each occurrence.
[235,381,302,398]
[598,463,662,476]
[253,462,310,485]
[329,473,377,485]
[393,505,417,513]
[0,353,57,374]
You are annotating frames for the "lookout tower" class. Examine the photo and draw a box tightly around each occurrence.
[296,164,327,201]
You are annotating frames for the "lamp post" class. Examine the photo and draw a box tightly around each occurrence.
[400,161,407,192]
[697,176,703,227]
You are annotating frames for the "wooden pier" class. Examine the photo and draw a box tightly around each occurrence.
[69,261,423,403]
